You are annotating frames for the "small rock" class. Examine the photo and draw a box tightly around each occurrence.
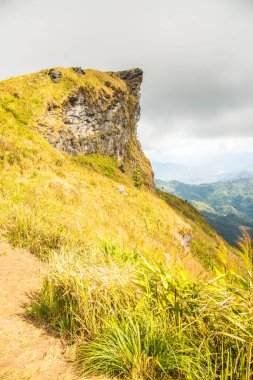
[119,164,125,173]
[180,233,192,248]
[13,92,21,99]
[48,69,62,83]
[117,68,143,81]
[72,67,85,75]
[117,185,127,196]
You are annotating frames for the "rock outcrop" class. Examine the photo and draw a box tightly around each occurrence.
[38,67,154,188]
[48,69,62,83]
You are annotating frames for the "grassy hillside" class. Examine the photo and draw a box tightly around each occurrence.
[0,69,252,379]
[0,66,154,188]
[0,67,237,273]
[156,189,218,239]
[156,178,253,245]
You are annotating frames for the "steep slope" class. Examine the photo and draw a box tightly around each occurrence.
[0,67,240,273]
[0,66,153,188]
[0,67,249,380]
[156,178,253,244]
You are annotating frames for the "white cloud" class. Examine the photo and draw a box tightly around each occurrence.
[1,0,253,161]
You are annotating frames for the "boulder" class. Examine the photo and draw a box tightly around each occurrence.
[117,185,127,196]
[72,67,85,75]
[48,69,62,83]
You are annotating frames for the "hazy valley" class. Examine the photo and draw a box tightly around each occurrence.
[152,154,253,184]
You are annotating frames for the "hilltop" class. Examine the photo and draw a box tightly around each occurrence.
[0,67,251,379]
[0,66,153,188]
[0,66,235,272]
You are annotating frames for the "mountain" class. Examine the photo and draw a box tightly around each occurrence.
[0,67,250,379]
[152,155,253,184]
[0,66,231,270]
[14,67,154,188]
[156,178,253,244]
[151,161,203,183]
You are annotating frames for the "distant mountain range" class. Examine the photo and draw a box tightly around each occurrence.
[156,177,253,245]
[152,153,253,184]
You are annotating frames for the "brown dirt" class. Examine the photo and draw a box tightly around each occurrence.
[0,242,106,380]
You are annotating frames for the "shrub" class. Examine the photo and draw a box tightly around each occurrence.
[132,168,143,188]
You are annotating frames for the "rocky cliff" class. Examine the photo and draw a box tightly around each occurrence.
[34,67,154,188]
[0,67,242,275]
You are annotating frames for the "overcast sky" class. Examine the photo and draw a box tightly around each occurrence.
[1,0,253,163]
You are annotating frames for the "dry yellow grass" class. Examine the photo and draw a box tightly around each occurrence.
[0,68,249,380]
[0,67,240,273]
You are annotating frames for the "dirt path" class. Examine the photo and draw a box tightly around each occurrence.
[0,242,102,380]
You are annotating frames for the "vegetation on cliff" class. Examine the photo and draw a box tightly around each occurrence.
[0,66,153,189]
[0,68,252,379]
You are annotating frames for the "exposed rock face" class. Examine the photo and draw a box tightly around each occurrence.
[72,67,85,75]
[39,67,154,188]
[117,68,143,98]
[48,69,62,83]
[61,86,134,162]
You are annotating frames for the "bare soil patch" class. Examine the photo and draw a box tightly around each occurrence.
[0,242,106,380]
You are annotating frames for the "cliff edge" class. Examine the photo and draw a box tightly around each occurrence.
[25,67,154,188]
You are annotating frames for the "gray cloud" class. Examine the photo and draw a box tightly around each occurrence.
[1,0,253,157]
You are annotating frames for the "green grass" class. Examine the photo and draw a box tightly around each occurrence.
[0,68,237,273]
[0,67,252,379]
[29,250,253,379]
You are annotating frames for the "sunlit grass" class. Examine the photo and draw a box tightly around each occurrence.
[29,249,253,379]
[0,67,251,379]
